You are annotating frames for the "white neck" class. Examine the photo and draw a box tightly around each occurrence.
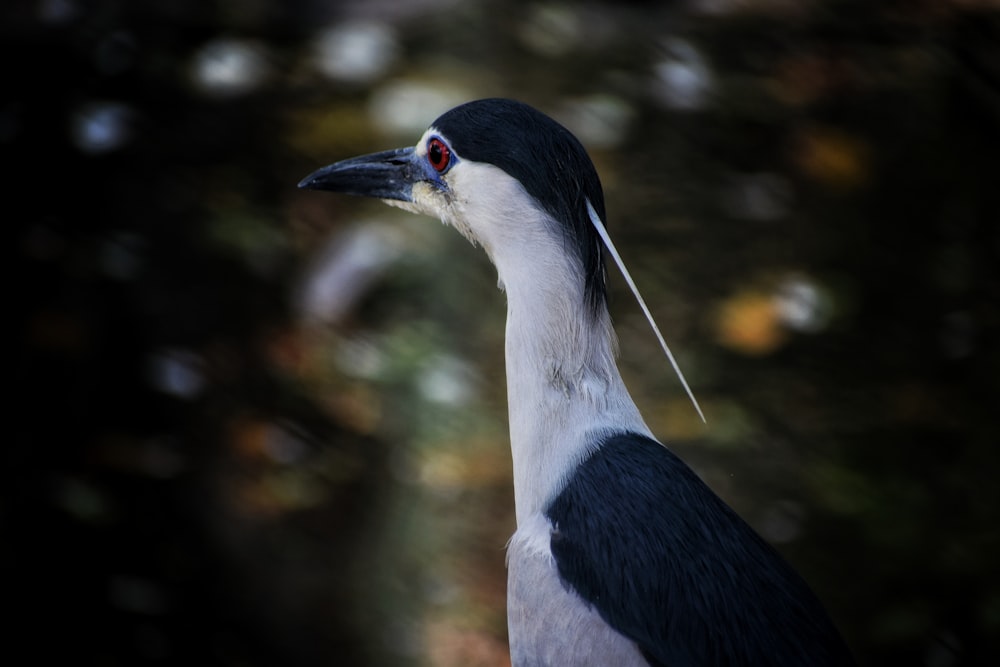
[492,221,651,526]
[413,161,653,525]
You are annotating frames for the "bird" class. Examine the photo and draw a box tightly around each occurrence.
[299,98,855,666]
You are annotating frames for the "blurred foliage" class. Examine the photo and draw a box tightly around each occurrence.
[5,0,1000,666]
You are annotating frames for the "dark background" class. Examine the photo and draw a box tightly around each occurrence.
[5,1,999,665]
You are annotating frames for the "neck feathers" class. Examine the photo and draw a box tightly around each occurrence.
[496,215,650,525]
[436,158,649,523]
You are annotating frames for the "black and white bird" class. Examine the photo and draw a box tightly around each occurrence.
[299,98,854,666]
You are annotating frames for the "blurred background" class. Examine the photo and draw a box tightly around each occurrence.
[5,0,1000,665]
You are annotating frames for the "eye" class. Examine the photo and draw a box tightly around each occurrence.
[427,137,452,173]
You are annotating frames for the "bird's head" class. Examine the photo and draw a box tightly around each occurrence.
[299,98,609,312]
[300,98,706,422]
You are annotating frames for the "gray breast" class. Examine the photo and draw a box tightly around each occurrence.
[506,522,650,667]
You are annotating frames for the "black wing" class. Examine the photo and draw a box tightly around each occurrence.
[546,432,855,667]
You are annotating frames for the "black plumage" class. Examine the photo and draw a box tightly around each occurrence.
[547,433,856,666]
[433,99,609,315]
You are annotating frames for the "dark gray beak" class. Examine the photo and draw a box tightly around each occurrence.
[298,146,416,202]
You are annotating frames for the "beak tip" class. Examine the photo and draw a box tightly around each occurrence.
[297,170,323,190]
[297,146,416,200]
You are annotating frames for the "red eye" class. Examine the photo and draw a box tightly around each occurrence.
[427,137,452,173]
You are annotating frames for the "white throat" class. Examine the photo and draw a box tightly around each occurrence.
[409,160,653,525]
[501,261,651,525]
[448,170,651,525]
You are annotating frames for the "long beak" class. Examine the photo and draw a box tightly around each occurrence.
[298,146,416,202]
